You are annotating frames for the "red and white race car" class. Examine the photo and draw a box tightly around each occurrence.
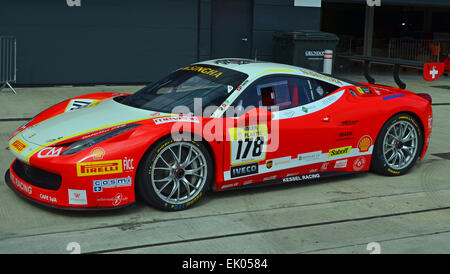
[5,58,433,210]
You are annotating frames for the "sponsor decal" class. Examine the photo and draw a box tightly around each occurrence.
[328,146,352,157]
[39,194,57,203]
[113,193,123,206]
[273,157,291,166]
[356,87,371,94]
[221,183,239,190]
[282,173,320,183]
[358,135,372,152]
[320,162,330,171]
[299,69,343,86]
[81,125,126,140]
[382,94,405,101]
[10,172,32,195]
[68,189,87,205]
[181,66,223,78]
[65,99,100,112]
[353,156,366,171]
[230,124,268,140]
[334,159,348,169]
[93,176,132,192]
[230,163,259,178]
[263,175,277,181]
[298,151,322,163]
[76,160,123,176]
[91,147,105,160]
[266,160,273,169]
[428,116,433,130]
[229,124,268,165]
[11,139,28,154]
[37,147,63,158]
[97,193,129,206]
[153,115,199,125]
[123,157,135,172]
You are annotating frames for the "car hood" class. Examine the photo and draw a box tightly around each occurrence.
[19,98,155,146]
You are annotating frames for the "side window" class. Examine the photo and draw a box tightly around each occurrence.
[231,76,312,115]
[306,79,340,102]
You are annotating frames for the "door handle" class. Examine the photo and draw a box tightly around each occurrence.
[241,38,248,42]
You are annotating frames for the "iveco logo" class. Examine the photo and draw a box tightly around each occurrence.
[230,163,259,178]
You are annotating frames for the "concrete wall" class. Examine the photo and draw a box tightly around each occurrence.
[252,0,321,61]
[0,0,320,85]
[0,0,199,85]
[323,0,450,8]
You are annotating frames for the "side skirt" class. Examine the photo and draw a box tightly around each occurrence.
[216,171,363,192]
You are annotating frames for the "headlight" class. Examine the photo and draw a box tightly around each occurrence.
[61,124,140,156]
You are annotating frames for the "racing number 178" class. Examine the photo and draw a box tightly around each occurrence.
[235,137,264,160]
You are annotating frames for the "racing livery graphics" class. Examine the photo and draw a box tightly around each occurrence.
[5,58,433,211]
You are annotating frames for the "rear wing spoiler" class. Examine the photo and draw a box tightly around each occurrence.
[337,54,426,90]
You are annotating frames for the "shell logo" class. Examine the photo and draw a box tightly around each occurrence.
[358,136,372,152]
[91,147,105,160]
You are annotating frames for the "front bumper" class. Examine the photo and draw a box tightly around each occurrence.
[5,159,135,210]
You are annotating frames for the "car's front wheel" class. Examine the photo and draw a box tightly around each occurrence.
[371,113,423,176]
[137,136,213,210]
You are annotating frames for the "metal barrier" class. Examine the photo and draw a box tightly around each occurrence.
[337,54,426,89]
[0,36,17,94]
[388,39,441,63]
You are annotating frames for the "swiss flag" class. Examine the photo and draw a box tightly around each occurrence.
[424,63,445,81]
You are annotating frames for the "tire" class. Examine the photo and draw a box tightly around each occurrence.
[137,136,214,211]
[371,113,423,176]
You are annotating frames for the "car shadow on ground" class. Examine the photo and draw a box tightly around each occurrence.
[13,171,371,218]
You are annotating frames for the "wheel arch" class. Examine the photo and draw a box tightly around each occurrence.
[134,132,218,195]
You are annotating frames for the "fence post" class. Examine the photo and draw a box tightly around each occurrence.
[0,36,17,94]
[323,50,333,74]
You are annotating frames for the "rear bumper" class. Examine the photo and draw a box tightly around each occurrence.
[5,159,135,211]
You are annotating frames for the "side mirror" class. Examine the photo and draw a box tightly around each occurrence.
[237,107,273,126]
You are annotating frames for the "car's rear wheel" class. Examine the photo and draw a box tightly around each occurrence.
[371,113,423,176]
[137,136,213,211]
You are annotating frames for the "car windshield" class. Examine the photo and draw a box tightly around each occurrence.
[120,65,248,115]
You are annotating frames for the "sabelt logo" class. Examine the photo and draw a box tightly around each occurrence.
[11,139,28,154]
[328,146,352,157]
[77,160,123,176]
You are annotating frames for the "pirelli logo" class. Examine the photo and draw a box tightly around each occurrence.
[11,139,28,154]
[328,146,352,157]
[77,160,123,176]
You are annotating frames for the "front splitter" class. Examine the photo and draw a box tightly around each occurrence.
[4,169,135,211]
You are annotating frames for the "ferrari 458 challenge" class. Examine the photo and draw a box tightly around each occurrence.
[5,58,433,210]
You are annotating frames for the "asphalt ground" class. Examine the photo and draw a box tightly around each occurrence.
[0,72,450,254]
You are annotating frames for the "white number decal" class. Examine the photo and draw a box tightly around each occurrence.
[66,242,81,254]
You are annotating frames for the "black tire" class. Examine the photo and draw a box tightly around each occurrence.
[371,113,423,176]
[137,136,214,211]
